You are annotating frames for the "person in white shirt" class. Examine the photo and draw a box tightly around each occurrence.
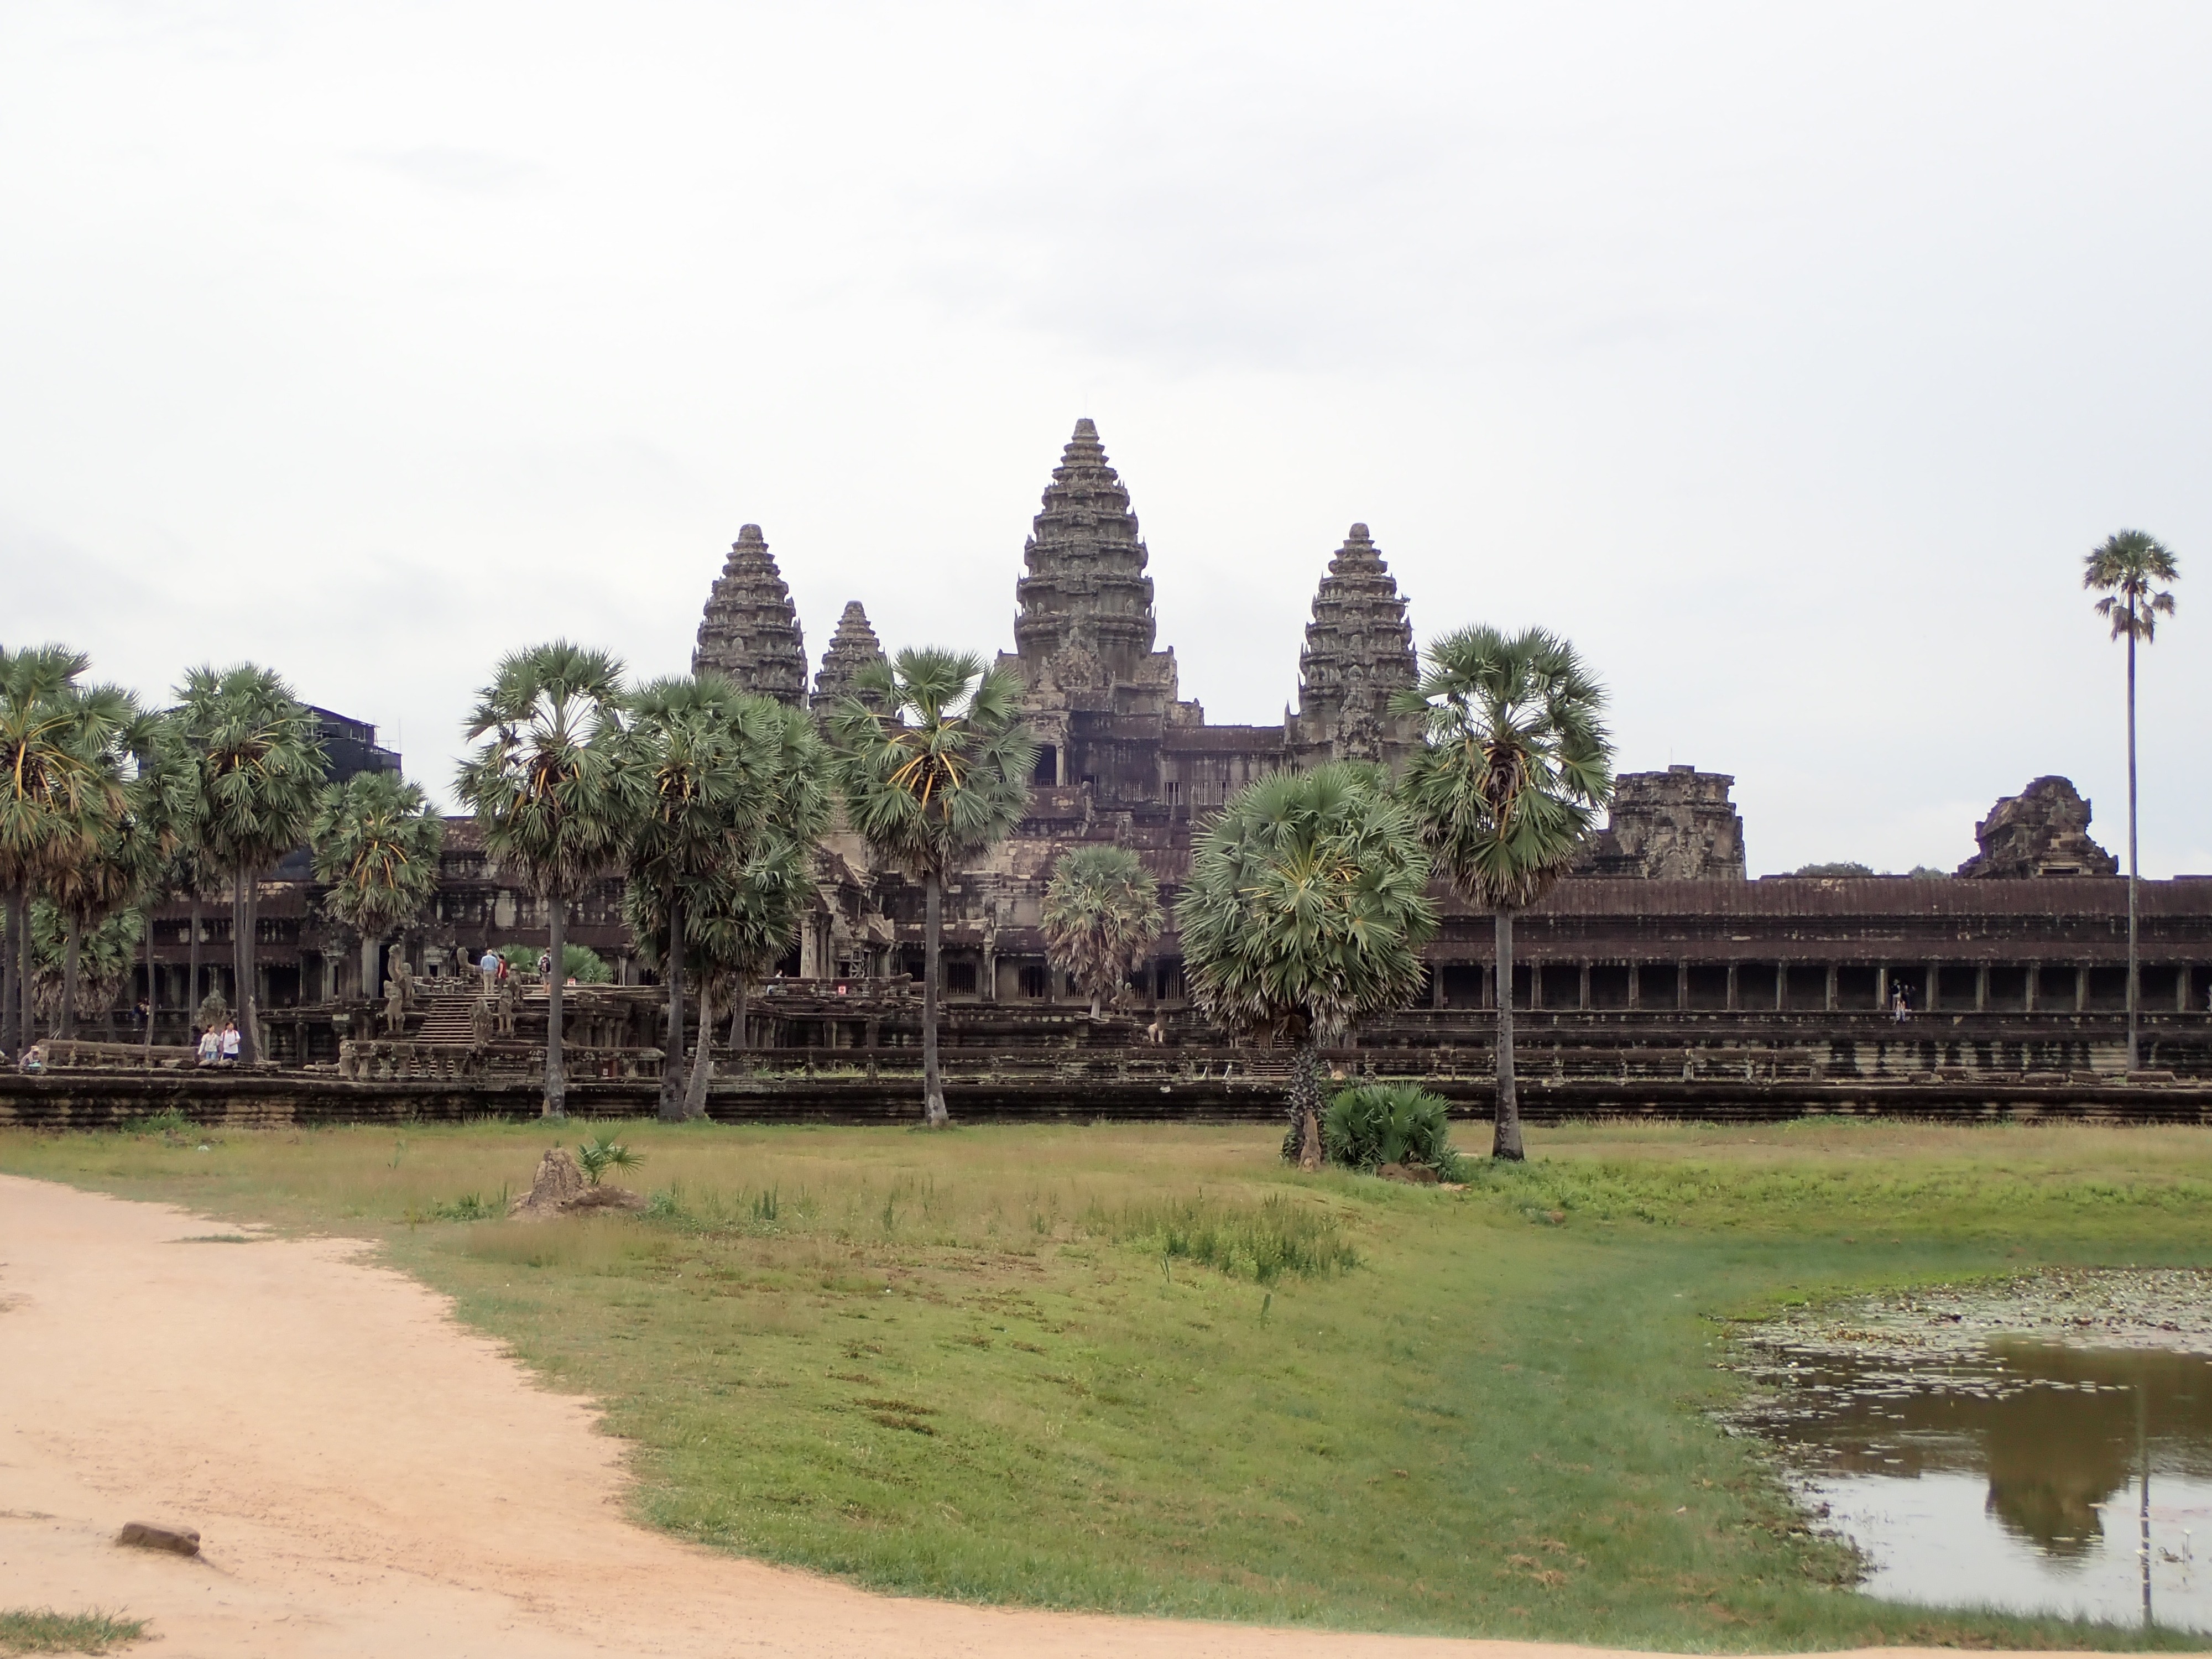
[196,1027,221,1066]
[220,1021,241,1064]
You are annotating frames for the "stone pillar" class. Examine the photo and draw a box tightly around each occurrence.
[2179,968,2193,1014]
[1876,966,1890,1011]
[1725,963,1739,1011]
[2024,966,2038,1013]
[1925,962,1940,1013]
[1975,963,1990,1012]
[1579,961,1592,1011]
[1825,964,1838,1011]
[1676,959,1688,1011]
[2074,965,2088,1013]
[1528,961,1541,1011]
[1626,964,1640,1010]
[1430,966,1444,1010]
[1775,962,1787,1011]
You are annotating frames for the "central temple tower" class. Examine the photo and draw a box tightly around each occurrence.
[1011,418,1161,682]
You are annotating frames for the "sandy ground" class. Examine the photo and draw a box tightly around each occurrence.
[0,1175,2130,1659]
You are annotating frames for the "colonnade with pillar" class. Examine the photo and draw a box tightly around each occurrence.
[1419,958,2211,1014]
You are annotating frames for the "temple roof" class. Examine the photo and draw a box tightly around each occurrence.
[1013,419,1159,680]
[693,524,808,707]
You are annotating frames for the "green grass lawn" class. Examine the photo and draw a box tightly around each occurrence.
[7,1114,2212,1651]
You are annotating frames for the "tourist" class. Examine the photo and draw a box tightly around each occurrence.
[478,946,499,997]
[18,1042,45,1074]
[220,1020,241,1064]
[196,1025,221,1067]
[537,949,552,983]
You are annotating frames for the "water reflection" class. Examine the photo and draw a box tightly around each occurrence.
[1749,1342,2212,1630]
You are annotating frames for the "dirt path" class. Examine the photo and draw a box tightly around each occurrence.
[0,1175,2083,1658]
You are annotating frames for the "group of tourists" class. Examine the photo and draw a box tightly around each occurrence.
[195,1020,243,1065]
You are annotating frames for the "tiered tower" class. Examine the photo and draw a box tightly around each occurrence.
[1286,524,1418,768]
[813,601,888,710]
[1012,419,1161,684]
[692,525,809,707]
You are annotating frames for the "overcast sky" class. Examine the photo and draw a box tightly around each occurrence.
[4,3,2207,875]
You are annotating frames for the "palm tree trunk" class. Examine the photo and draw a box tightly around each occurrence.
[1290,1031,1323,1171]
[241,870,262,1063]
[728,975,749,1076]
[188,894,202,1024]
[684,979,713,1119]
[18,889,34,1048]
[1493,909,1524,1160]
[2126,624,2141,1073]
[60,915,81,1039]
[922,866,947,1127]
[143,908,158,1065]
[3,888,22,1053]
[544,878,567,1118]
[658,888,686,1122]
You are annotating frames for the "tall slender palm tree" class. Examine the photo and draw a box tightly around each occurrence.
[173,666,327,1063]
[0,646,127,1054]
[2083,530,2180,1074]
[456,643,635,1118]
[126,713,202,1060]
[623,674,776,1120]
[1042,844,1163,1019]
[826,648,1033,1127]
[1176,763,1434,1170]
[1393,625,1613,1161]
[310,770,446,1016]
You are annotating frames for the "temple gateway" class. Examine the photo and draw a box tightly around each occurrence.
[128,419,2212,1071]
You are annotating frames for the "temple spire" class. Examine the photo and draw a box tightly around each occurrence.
[1012,418,1157,680]
[692,524,809,707]
[1287,523,1418,767]
[813,600,887,710]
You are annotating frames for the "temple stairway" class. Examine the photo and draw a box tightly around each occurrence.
[413,986,479,1046]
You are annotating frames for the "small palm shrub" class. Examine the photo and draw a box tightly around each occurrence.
[576,1133,641,1186]
[1321,1083,1465,1178]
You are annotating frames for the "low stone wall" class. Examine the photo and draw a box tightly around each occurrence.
[2,1068,2209,1133]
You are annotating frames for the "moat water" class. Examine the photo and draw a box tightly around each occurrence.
[1738,1275,2212,1634]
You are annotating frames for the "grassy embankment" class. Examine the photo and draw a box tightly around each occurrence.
[6,1115,2211,1651]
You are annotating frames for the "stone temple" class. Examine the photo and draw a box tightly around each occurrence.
[117,418,2212,1077]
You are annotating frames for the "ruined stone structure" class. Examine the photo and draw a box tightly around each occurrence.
[1576,767,1746,880]
[813,602,887,708]
[693,524,808,706]
[1957,776,2119,879]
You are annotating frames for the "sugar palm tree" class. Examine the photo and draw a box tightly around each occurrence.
[622,674,776,1120]
[826,648,1034,1127]
[0,646,129,1054]
[1043,843,1163,1018]
[310,770,446,1019]
[456,643,636,1118]
[2083,530,2180,1073]
[1176,764,1435,1170]
[709,701,831,1102]
[35,691,143,1039]
[173,666,328,1063]
[1393,625,1612,1161]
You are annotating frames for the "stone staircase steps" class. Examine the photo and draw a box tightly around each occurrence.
[414,991,479,1047]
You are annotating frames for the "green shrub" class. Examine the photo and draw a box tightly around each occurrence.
[493,943,613,984]
[1322,1083,1465,1178]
